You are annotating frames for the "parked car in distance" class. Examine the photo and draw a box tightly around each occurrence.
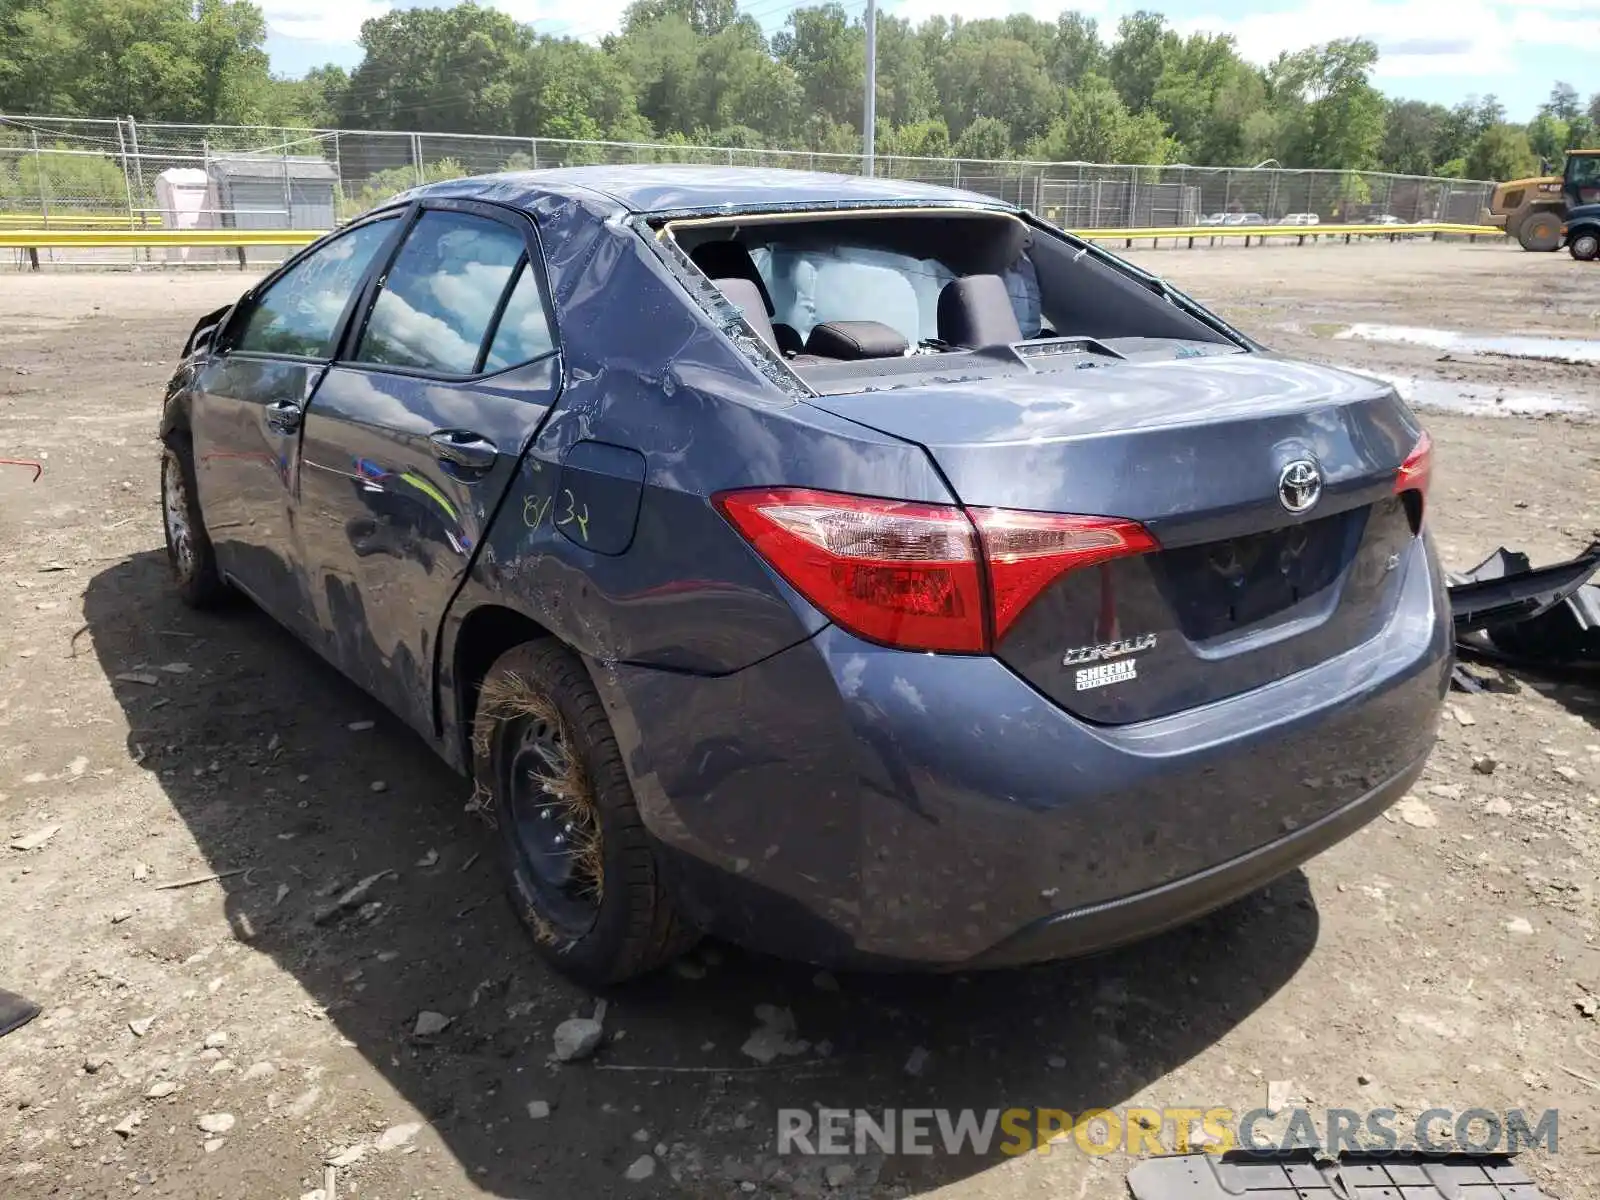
[1198,212,1228,226]
[1224,212,1267,226]
[1370,214,1406,225]
[158,166,1449,985]
[1563,205,1600,260]
[1282,213,1322,226]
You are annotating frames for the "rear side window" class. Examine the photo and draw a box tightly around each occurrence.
[356,210,525,375]
[483,262,556,370]
[234,219,396,358]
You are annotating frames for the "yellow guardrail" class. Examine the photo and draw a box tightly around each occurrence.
[0,213,144,227]
[0,228,324,247]
[1071,221,1506,243]
[1,227,324,268]
[2,220,1508,269]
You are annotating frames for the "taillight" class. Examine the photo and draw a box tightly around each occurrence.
[1394,430,1432,497]
[972,510,1158,642]
[1394,430,1432,532]
[714,487,1156,653]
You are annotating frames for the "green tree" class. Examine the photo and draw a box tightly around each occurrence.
[522,36,651,142]
[951,114,1010,159]
[1028,73,1176,163]
[613,14,704,135]
[882,118,950,158]
[872,14,936,128]
[1107,10,1173,114]
[773,4,862,130]
[267,64,348,128]
[1527,111,1568,169]
[696,16,803,141]
[1381,99,1447,175]
[937,34,1058,143]
[1271,38,1384,169]
[1049,12,1103,92]
[1466,123,1536,182]
[339,3,530,134]
[0,0,276,122]
[620,0,735,38]
[1546,82,1581,123]
[1565,115,1596,153]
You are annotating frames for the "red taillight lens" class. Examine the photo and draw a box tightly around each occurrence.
[714,488,1158,653]
[972,509,1158,641]
[714,488,985,652]
[1394,430,1432,497]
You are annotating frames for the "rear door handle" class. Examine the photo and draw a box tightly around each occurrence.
[429,429,498,475]
[264,399,302,433]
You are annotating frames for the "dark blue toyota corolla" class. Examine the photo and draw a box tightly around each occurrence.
[158,166,1449,984]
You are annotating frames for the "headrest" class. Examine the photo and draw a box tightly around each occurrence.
[938,274,1023,349]
[713,277,778,352]
[804,320,909,360]
[691,240,774,314]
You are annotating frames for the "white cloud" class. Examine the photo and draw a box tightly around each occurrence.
[262,0,394,43]
[1179,0,1595,81]
[886,0,1114,27]
[485,0,633,38]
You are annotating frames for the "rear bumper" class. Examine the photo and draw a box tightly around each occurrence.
[594,537,1450,968]
[961,746,1426,967]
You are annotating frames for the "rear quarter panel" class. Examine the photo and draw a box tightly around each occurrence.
[437,191,950,760]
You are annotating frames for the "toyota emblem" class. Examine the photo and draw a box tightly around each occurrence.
[1278,459,1322,514]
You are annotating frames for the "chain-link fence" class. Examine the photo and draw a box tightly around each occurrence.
[2,114,1498,267]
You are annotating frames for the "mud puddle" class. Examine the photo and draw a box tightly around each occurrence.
[1333,323,1600,365]
[1369,372,1590,417]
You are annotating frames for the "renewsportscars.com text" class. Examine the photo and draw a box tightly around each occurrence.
[777,1106,1560,1157]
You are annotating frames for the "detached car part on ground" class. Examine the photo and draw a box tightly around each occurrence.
[1127,1150,1550,1199]
[1449,541,1600,669]
[157,167,1450,985]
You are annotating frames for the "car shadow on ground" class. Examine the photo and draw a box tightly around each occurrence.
[85,549,1321,1197]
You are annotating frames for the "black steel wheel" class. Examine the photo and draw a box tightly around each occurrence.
[472,639,697,985]
[160,435,228,608]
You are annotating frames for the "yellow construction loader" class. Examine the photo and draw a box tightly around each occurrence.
[1485,149,1600,250]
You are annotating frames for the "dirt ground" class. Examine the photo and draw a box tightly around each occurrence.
[2,241,1598,1200]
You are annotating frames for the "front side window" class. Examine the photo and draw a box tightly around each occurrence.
[356,210,526,375]
[234,219,396,358]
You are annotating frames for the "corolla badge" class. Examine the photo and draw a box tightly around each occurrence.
[1063,633,1156,690]
[1278,458,1322,514]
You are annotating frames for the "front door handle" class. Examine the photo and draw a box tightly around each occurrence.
[264,399,302,434]
[429,429,498,475]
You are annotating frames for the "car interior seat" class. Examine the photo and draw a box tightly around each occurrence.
[937,274,1024,349]
[710,277,780,353]
[691,241,804,356]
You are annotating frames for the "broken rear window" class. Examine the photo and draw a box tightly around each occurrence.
[650,207,1244,393]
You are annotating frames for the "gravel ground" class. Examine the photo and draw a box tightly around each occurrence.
[1,242,1598,1199]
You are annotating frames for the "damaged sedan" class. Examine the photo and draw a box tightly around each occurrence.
[157,167,1450,984]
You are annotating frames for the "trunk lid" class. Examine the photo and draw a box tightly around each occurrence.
[806,353,1426,724]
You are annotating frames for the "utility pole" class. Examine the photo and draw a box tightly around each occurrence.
[862,0,877,176]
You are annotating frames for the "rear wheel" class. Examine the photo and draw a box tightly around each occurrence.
[471,639,696,985]
[1516,210,1562,252]
[1570,231,1600,262]
[160,436,227,608]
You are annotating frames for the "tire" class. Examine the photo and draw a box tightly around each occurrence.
[472,639,697,985]
[160,435,228,608]
[1517,210,1562,252]
[1570,231,1600,262]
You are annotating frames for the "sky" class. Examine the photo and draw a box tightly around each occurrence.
[260,0,1596,122]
